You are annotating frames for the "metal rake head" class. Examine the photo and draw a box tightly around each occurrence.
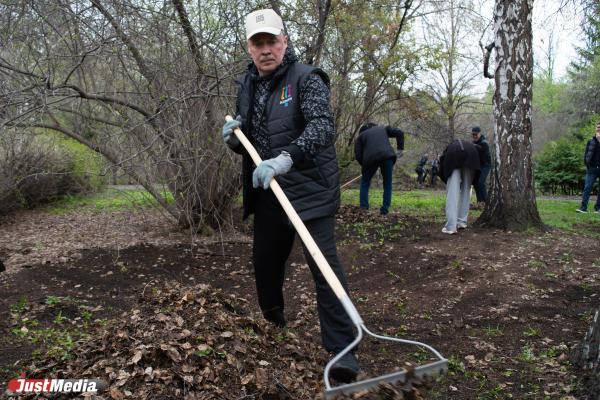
[323,323,448,398]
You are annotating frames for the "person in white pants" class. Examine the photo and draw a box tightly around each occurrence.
[444,168,475,233]
[437,139,483,234]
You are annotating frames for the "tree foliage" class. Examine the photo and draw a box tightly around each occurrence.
[318,0,435,161]
[533,76,567,114]
[568,2,600,115]
[534,137,585,195]
[572,1,600,69]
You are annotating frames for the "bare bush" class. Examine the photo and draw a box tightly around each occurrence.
[0,129,89,214]
[0,0,247,232]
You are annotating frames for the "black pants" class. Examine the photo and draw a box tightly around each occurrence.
[253,188,355,353]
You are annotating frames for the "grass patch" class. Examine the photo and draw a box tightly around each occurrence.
[483,325,503,337]
[523,326,541,338]
[537,199,600,234]
[45,187,173,214]
[341,189,480,221]
[527,260,545,270]
[10,295,103,361]
[518,344,537,363]
[342,189,598,235]
[41,186,598,237]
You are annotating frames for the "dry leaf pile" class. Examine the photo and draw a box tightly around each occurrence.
[28,282,327,399]
[21,281,429,399]
[336,383,424,400]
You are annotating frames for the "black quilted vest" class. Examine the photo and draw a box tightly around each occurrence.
[236,62,340,222]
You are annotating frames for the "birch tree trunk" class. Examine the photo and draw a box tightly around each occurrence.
[477,0,544,231]
[573,307,600,398]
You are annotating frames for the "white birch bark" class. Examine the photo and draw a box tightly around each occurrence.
[573,307,600,397]
[478,0,543,230]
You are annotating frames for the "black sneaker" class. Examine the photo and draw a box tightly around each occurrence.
[576,208,588,213]
[330,352,359,383]
[263,308,286,328]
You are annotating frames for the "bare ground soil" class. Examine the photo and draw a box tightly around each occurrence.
[0,205,598,399]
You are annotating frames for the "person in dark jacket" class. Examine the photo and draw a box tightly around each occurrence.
[438,139,482,234]
[471,126,491,207]
[577,122,600,213]
[415,154,428,187]
[354,122,404,215]
[220,9,359,383]
[430,157,439,186]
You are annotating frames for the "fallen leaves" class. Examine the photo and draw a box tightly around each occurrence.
[0,209,190,272]
[29,282,328,398]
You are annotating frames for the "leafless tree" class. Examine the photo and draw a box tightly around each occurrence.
[418,0,487,143]
[0,0,251,232]
[316,0,428,161]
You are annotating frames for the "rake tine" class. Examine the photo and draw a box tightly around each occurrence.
[324,359,448,397]
[323,323,447,398]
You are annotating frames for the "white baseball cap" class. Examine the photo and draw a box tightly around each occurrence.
[245,9,284,40]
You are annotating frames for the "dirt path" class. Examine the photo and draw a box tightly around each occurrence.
[0,206,597,399]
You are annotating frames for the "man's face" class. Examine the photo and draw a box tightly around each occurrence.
[596,124,600,139]
[247,33,288,76]
[472,132,481,141]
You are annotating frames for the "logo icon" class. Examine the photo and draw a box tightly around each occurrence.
[6,374,107,395]
[256,14,264,23]
[280,84,293,107]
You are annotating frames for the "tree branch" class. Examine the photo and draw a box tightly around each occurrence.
[63,44,102,85]
[482,41,495,79]
[59,83,153,120]
[90,0,155,85]
[56,106,131,129]
[306,0,332,66]
[172,0,204,77]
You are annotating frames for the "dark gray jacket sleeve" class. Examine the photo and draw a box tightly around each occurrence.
[282,73,335,163]
[584,139,595,168]
[386,126,405,150]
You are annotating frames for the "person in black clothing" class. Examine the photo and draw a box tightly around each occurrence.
[415,154,428,187]
[221,9,359,383]
[471,126,491,207]
[430,157,439,186]
[354,122,405,215]
[438,139,482,234]
[577,123,600,213]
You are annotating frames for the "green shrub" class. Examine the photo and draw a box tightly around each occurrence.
[535,137,586,195]
[55,136,106,191]
[0,129,106,214]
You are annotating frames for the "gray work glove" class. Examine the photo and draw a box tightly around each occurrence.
[222,115,242,150]
[396,149,404,159]
[252,151,293,189]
